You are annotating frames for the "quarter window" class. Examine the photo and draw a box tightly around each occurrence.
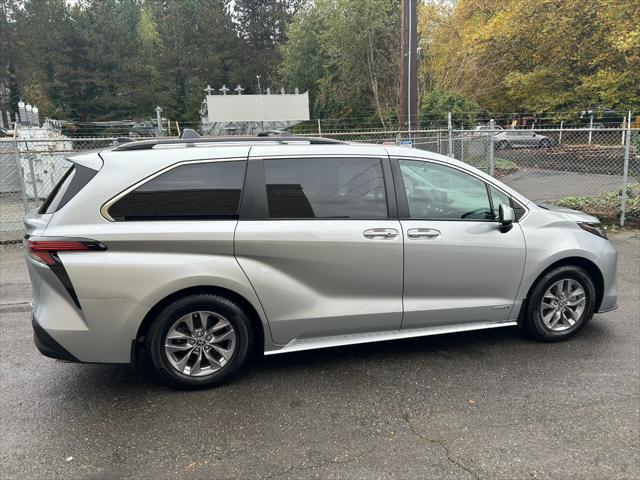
[399,160,492,220]
[108,161,246,221]
[489,186,512,220]
[263,158,388,219]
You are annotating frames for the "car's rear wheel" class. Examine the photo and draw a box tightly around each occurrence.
[146,294,252,389]
[523,266,596,341]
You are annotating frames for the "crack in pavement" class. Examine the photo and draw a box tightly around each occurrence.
[401,413,481,480]
[263,445,376,480]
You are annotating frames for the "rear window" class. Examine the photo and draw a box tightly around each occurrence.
[38,164,100,214]
[108,160,246,221]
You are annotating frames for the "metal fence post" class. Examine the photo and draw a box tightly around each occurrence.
[488,119,495,176]
[447,112,453,157]
[620,111,632,226]
[558,120,563,146]
[460,125,465,163]
[155,106,163,137]
[588,114,593,145]
[27,153,38,201]
[12,141,29,213]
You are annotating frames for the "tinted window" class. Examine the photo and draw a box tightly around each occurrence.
[39,166,75,214]
[264,158,387,219]
[399,160,492,220]
[109,161,245,221]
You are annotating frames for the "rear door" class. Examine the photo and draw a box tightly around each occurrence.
[393,156,526,329]
[235,153,403,345]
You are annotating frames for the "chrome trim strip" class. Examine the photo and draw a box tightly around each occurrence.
[264,321,517,355]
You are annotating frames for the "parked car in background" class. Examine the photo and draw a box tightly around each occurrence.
[24,135,617,389]
[495,129,555,149]
[472,124,504,132]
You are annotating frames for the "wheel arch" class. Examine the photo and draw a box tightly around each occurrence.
[133,285,266,363]
[519,256,605,323]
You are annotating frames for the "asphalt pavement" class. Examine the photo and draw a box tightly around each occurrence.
[0,233,638,480]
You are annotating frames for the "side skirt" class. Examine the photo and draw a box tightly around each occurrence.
[264,320,518,355]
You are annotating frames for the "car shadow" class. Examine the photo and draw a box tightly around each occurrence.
[45,318,614,398]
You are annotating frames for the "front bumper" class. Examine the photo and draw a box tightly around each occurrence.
[596,301,618,314]
[32,316,79,362]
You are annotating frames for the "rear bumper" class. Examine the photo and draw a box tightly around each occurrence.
[32,316,79,362]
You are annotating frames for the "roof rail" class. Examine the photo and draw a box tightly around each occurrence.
[112,135,345,151]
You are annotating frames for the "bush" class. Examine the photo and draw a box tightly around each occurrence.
[465,157,518,177]
[419,90,480,128]
[554,183,640,226]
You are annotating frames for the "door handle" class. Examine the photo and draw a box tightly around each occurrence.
[407,228,441,239]
[363,228,399,239]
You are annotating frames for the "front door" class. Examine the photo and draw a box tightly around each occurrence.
[394,157,526,329]
[235,155,403,345]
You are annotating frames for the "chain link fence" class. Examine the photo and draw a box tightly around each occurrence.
[1,127,638,248]
[317,127,639,227]
[1,137,117,246]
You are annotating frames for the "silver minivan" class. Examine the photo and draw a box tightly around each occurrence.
[24,136,617,388]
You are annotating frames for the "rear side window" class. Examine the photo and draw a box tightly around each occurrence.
[263,158,388,219]
[108,161,246,221]
[39,164,99,214]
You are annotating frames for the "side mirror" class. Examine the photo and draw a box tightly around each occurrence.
[498,204,514,232]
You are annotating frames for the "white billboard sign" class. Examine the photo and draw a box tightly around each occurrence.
[206,92,310,123]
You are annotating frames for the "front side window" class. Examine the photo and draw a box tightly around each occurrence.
[263,158,387,219]
[399,160,492,220]
[108,160,246,221]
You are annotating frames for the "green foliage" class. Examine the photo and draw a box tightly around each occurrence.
[555,184,640,225]
[280,0,399,128]
[1,0,300,122]
[419,90,480,127]
[418,0,640,114]
[2,0,638,124]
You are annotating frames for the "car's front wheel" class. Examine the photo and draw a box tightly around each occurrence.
[146,293,253,389]
[523,266,596,341]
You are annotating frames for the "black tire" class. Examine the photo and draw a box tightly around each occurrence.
[523,265,596,342]
[539,138,551,148]
[146,293,253,389]
[496,140,509,150]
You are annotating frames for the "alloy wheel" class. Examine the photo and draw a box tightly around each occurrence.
[540,279,586,332]
[164,310,236,376]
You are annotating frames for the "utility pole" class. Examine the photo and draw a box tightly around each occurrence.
[399,0,418,133]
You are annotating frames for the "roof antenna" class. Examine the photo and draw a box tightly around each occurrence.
[181,128,200,139]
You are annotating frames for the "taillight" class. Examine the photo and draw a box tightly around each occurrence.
[27,237,106,265]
